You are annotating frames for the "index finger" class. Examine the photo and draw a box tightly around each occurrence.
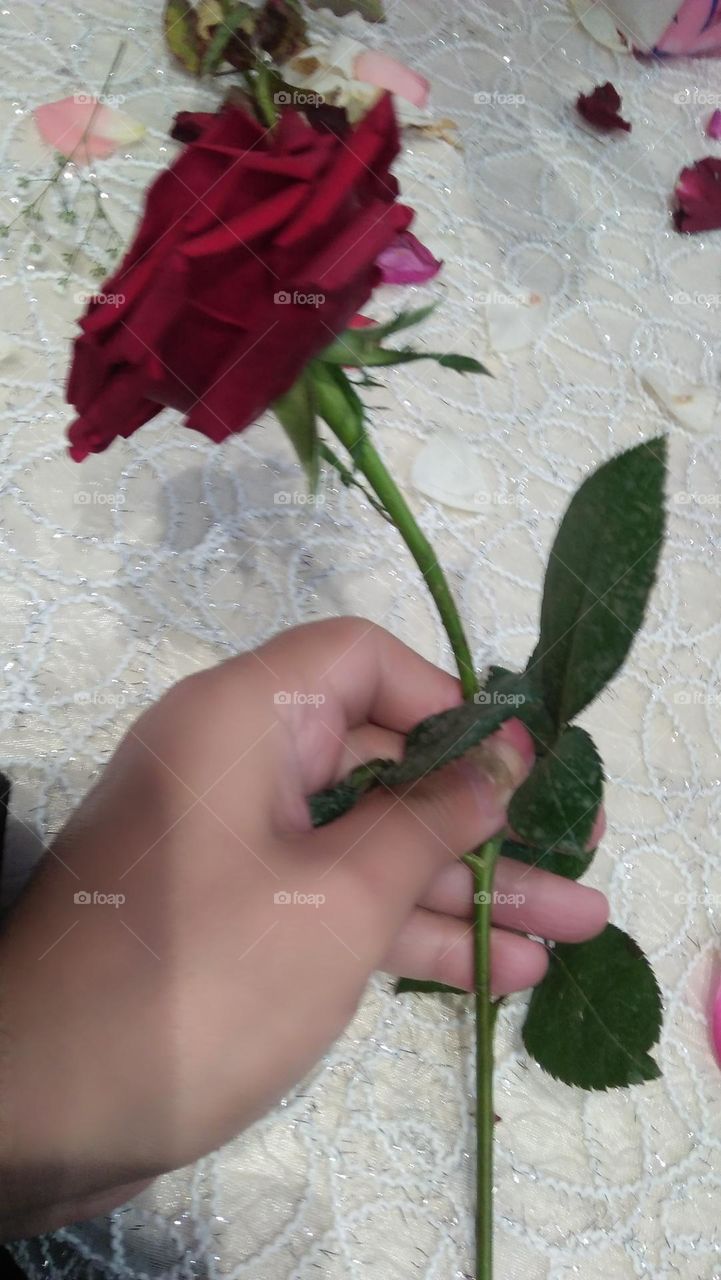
[255,615,463,732]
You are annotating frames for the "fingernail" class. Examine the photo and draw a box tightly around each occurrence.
[463,737,529,807]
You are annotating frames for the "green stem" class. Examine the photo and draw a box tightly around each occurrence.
[324,421,478,699]
[466,839,502,1280]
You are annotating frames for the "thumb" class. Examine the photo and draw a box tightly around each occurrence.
[312,718,534,929]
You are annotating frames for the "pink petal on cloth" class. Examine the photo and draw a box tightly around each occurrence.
[353,49,430,109]
[376,229,442,284]
[33,96,145,164]
[708,110,721,140]
[711,966,721,1068]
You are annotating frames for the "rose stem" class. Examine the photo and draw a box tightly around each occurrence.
[323,414,497,1277]
[322,423,477,700]
[467,839,502,1280]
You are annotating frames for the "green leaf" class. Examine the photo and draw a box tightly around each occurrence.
[200,1,253,73]
[318,309,489,376]
[436,353,489,373]
[305,0,385,21]
[532,437,666,726]
[395,977,467,996]
[309,671,542,827]
[501,838,595,881]
[164,0,204,74]
[272,372,319,492]
[508,726,603,856]
[522,923,662,1089]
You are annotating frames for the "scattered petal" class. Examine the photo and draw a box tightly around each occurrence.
[376,229,441,284]
[674,157,721,232]
[349,314,375,327]
[576,82,631,133]
[486,287,548,353]
[569,0,631,53]
[641,371,717,433]
[33,96,145,164]
[412,428,496,513]
[353,48,429,108]
[708,110,721,140]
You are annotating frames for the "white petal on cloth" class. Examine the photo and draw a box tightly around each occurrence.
[641,371,718,433]
[412,428,501,513]
[568,0,632,54]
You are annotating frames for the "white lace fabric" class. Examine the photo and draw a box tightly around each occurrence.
[2,0,721,1276]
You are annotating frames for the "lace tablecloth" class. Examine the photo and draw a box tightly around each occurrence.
[2,1,721,1276]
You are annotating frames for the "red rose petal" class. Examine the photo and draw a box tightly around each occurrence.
[576,81,631,133]
[674,157,721,233]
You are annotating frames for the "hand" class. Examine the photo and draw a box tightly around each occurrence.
[0,617,608,1239]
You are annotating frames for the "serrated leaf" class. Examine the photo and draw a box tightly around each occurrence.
[508,726,603,855]
[309,672,542,827]
[501,838,595,881]
[395,977,467,996]
[483,665,554,746]
[532,437,666,726]
[164,0,204,74]
[272,371,319,492]
[305,0,385,21]
[522,923,662,1089]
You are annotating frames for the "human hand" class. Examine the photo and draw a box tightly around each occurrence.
[0,617,607,1238]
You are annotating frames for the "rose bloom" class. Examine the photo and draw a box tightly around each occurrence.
[67,94,411,460]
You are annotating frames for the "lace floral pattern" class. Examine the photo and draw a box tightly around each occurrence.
[2,1,721,1276]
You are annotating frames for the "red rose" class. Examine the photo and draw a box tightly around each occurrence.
[67,94,411,460]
